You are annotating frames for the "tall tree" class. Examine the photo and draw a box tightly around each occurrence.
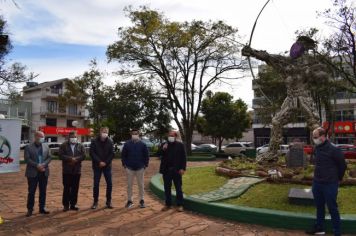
[61,60,106,133]
[104,79,172,142]
[200,91,250,152]
[319,0,356,86]
[107,6,245,153]
[0,15,32,96]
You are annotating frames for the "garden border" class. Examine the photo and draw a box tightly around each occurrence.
[149,173,356,234]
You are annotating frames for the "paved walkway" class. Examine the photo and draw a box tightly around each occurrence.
[190,177,265,202]
[0,159,311,235]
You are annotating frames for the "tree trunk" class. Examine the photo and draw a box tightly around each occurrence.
[182,124,193,156]
[218,137,224,152]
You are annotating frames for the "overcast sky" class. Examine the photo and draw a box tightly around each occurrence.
[1,0,336,107]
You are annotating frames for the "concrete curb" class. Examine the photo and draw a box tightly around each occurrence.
[187,155,216,161]
[149,174,356,234]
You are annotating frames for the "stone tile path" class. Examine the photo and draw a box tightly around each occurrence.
[0,158,317,235]
[190,177,265,202]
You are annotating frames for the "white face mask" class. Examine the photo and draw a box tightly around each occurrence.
[101,133,108,139]
[38,137,45,143]
[168,137,175,143]
[313,138,323,146]
[132,134,139,140]
[70,138,78,144]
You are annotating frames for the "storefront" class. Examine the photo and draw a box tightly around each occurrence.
[322,121,356,144]
[39,126,91,143]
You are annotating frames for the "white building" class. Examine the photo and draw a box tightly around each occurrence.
[22,78,91,143]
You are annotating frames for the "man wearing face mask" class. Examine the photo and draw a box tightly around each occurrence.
[121,129,149,208]
[24,131,52,217]
[306,127,347,236]
[159,130,187,212]
[90,127,115,209]
[59,131,85,212]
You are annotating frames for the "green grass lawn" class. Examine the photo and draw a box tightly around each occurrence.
[223,183,356,214]
[182,166,228,195]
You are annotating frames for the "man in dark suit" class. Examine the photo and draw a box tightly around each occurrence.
[159,130,187,212]
[90,127,115,209]
[59,131,85,212]
[24,131,52,217]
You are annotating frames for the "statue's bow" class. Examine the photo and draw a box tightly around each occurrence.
[246,0,272,104]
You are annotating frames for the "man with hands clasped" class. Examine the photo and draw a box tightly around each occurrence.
[59,131,85,212]
[90,127,115,209]
[24,131,52,217]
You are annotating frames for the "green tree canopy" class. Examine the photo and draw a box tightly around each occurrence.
[107,6,245,153]
[200,91,250,151]
[0,15,33,96]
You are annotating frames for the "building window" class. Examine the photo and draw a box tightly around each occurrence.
[45,137,57,142]
[50,83,63,94]
[67,119,74,127]
[68,104,77,115]
[46,118,57,127]
[18,111,25,117]
[334,110,354,121]
[47,101,58,113]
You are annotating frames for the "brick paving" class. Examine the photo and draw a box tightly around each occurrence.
[0,158,313,235]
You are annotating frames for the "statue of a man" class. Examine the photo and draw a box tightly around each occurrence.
[242,36,332,162]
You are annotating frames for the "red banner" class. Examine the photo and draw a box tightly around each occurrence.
[39,126,90,136]
[322,121,355,134]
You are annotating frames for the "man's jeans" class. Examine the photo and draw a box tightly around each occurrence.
[312,181,341,235]
[163,169,183,206]
[93,167,112,204]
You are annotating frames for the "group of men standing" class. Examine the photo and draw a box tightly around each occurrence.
[24,127,187,217]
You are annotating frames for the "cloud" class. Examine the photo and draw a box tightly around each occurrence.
[0,0,335,107]
[2,0,333,50]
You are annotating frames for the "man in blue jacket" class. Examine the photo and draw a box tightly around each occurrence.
[306,127,347,236]
[121,129,149,209]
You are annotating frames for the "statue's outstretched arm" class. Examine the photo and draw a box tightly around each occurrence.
[242,46,288,71]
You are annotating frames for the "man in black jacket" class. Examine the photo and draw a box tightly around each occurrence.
[90,127,115,209]
[59,131,85,211]
[159,131,187,212]
[306,127,347,236]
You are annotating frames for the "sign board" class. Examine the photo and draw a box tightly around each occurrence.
[0,119,21,173]
[39,126,90,136]
[322,121,354,134]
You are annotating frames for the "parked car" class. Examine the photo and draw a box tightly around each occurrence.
[20,140,30,150]
[114,141,126,153]
[256,144,269,154]
[338,145,356,159]
[224,142,254,156]
[142,138,154,148]
[47,142,62,156]
[258,144,315,156]
[81,141,91,155]
[303,144,314,155]
[191,143,197,150]
[279,144,289,155]
[193,144,217,153]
